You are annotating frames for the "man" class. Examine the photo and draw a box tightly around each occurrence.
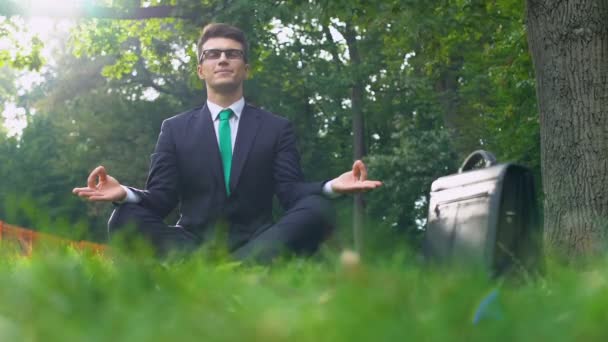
[73,23,381,261]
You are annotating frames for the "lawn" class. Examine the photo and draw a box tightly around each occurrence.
[0,239,606,342]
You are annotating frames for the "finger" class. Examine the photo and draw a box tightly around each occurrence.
[73,187,91,194]
[352,160,361,180]
[357,182,381,189]
[73,187,101,195]
[88,195,111,202]
[87,165,107,188]
[364,180,382,187]
[353,160,368,181]
[337,182,381,194]
[76,190,102,198]
[353,181,382,190]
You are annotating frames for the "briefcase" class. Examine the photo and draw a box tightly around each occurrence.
[423,150,542,276]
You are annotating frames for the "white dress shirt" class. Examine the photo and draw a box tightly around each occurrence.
[121,98,335,203]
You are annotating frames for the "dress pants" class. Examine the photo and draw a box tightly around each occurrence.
[107,195,335,262]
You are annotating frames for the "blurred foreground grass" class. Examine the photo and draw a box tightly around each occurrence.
[1,240,607,342]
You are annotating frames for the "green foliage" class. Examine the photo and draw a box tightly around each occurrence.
[70,16,202,105]
[0,18,44,71]
[0,43,186,240]
[367,113,457,235]
[0,67,18,109]
[393,0,539,170]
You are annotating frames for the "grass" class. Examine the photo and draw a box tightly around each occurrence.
[1,237,608,342]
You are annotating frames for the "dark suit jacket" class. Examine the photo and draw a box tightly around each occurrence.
[130,103,324,248]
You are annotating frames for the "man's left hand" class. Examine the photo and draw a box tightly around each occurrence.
[331,160,382,194]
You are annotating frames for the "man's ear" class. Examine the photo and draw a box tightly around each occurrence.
[197,64,204,80]
[245,63,250,78]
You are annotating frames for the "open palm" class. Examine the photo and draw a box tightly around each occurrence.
[331,160,382,194]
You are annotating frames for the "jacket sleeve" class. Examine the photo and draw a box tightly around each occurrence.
[129,119,180,218]
[273,120,323,210]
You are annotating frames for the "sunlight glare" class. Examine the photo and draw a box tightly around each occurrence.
[2,104,27,138]
[1,15,73,137]
[22,0,85,17]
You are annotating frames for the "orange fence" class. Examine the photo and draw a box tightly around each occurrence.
[0,220,106,256]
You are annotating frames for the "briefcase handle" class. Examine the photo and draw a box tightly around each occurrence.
[458,150,497,173]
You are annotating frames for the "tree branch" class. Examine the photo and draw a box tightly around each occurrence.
[321,23,344,71]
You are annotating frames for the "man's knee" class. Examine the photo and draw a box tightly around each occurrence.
[108,203,136,233]
[107,203,159,237]
[107,203,190,256]
[293,194,336,233]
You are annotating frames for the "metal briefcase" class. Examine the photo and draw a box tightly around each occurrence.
[423,150,542,275]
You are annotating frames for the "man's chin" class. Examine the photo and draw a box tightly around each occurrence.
[209,82,241,94]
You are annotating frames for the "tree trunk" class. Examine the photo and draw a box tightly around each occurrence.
[344,24,366,253]
[526,0,608,256]
[352,83,365,253]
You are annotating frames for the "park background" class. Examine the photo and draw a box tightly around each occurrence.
[0,0,607,340]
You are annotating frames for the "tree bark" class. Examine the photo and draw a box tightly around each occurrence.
[344,23,366,253]
[526,0,608,256]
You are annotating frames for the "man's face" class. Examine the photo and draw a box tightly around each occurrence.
[197,37,249,94]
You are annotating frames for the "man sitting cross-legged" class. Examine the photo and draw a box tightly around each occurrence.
[73,23,382,261]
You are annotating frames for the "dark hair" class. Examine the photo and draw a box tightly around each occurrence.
[197,23,249,63]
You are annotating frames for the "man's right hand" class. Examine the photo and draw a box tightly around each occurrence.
[72,166,127,202]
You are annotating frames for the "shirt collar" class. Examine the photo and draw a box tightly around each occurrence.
[207,98,245,121]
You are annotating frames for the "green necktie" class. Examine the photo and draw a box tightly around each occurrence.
[218,108,233,196]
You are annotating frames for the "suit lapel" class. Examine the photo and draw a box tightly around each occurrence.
[195,104,225,189]
[230,104,261,193]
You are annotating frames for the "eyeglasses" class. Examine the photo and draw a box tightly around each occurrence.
[199,49,245,62]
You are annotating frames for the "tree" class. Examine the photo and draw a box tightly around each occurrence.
[526,0,608,255]
[0,18,44,71]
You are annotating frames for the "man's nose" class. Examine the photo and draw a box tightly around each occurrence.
[217,52,229,64]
